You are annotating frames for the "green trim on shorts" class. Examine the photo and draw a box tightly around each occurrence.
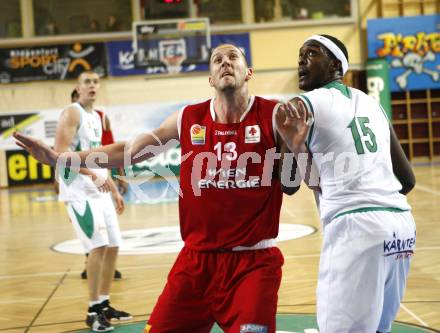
[72,201,94,238]
[333,206,409,220]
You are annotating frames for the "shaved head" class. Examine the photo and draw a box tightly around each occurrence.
[210,44,248,70]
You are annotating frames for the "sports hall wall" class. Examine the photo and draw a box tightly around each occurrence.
[0,0,436,111]
[0,0,438,187]
[0,22,362,112]
[0,1,393,111]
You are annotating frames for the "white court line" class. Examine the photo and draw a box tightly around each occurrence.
[0,289,164,305]
[284,254,320,259]
[4,246,438,282]
[415,184,440,196]
[0,263,173,281]
[400,303,429,327]
[282,206,297,218]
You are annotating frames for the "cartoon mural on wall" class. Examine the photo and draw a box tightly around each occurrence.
[367,15,439,92]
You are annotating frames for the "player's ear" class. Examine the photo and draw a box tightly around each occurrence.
[330,59,342,76]
[209,75,214,87]
[245,68,253,81]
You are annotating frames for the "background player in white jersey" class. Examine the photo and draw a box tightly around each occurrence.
[276,34,416,333]
[60,89,124,281]
[54,71,131,332]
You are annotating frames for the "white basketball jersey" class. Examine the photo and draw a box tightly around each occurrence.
[58,103,108,201]
[299,81,411,225]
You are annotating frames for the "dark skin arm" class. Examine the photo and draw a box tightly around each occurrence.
[279,141,301,196]
[389,123,415,194]
[276,98,320,193]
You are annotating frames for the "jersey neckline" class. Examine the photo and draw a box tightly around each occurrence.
[209,95,256,124]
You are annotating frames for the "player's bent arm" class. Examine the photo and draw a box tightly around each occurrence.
[13,110,180,169]
[390,124,415,194]
[278,141,301,196]
[53,106,99,179]
[72,110,180,168]
[276,99,320,191]
[53,107,92,177]
[54,106,80,153]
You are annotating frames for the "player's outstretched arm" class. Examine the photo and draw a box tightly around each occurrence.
[389,124,415,194]
[14,110,180,169]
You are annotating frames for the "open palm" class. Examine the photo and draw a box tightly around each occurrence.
[13,132,58,166]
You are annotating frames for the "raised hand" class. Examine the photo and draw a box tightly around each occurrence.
[275,99,313,153]
[13,131,59,166]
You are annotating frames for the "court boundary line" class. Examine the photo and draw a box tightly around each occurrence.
[415,184,440,196]
[58,313,440,333]
[400,303,430,328]
[1,245,439,281]
[24,268,70,333]
[1,312,438,333]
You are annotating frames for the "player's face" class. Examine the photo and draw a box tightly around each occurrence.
[298,41,334,91]
[77,72,100,103]
[209,45,251,91]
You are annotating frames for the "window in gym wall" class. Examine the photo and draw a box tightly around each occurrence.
[33,0,132,36]
[254,0,352,23]
[196,0,242,25]
[143,0,191,20]
[0,0,22,38]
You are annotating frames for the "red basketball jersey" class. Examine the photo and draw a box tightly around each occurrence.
[179,96,283,251]
[95,109,115,145]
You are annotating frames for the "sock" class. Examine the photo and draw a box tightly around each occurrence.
[99,295,110,303]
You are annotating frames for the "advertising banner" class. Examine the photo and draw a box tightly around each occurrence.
[106,33,251,76]
[6,149,54,186]
[0,110,60,150]
[0,42,107,83]
[367,15,439,92]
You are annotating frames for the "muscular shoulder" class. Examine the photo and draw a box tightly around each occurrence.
[254,96,279,112]
[180,99,212,125]
[60,104,81,127]
[300,87,332,105]
[252,96,279,124]
[183,99,211,113]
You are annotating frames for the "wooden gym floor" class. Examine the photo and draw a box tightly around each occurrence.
[0,164,439,333]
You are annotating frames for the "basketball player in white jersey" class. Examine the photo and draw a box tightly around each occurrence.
[276,35,416,333]
[55,71,131,331]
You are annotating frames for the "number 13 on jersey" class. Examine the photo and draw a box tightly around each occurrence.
[214,142,238,161]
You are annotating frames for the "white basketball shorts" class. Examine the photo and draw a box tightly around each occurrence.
[66,194,122,253]
[317,209,416,333]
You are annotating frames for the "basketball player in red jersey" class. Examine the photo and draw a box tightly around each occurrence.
[14,44,300,333]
